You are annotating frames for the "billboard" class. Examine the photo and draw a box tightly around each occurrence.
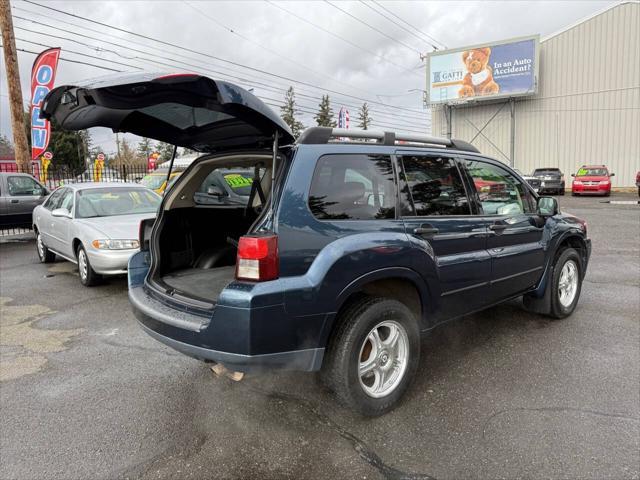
[428,35,539,104]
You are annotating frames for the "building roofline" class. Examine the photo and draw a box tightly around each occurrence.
[542,1,638,42]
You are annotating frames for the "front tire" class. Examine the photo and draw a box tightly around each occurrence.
[36,230,56,263]
[549,248,583,319]
[321,296,420,416]
[77,245,100,287]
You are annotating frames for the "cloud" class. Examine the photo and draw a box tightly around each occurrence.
[1,0,616,155]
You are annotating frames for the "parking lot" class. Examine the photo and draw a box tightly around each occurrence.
[1,193,638,480]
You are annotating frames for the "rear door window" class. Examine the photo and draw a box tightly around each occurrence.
[398,155,470,216]
[308,154,395,220]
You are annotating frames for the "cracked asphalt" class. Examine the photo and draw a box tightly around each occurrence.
[1,194,638,480]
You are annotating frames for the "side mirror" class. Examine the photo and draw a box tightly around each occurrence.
[206,185,226,197]
[41,188,50,196]
[537,196,558,216]
[51,208,71,218]
[610,172,615,177]
[570,173,576,177]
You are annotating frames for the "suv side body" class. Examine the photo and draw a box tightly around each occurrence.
[130,142,591,373]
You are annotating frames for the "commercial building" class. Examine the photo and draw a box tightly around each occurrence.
[430,1,639,187]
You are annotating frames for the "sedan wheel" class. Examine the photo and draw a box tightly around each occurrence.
[36,231,55,263]
[77,245,100,286]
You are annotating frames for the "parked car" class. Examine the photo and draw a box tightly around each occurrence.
[0,172,49,229]
[571,165,614,196]
[42,73,592,415]
[636,171,640,197]
[532,168,565,195]
[514,169,541,193]
[140,169,182,194]
[33,183,161,286]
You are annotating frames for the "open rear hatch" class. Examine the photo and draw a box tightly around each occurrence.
[41,72,294,151]
[43,73,293,309]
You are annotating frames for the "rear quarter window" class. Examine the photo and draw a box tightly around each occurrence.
[308,154,395,220]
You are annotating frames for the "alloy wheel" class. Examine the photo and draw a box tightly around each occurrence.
[358,320,409,398]
[558,259,578,307]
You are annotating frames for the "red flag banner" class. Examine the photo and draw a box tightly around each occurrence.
[30,48,61,160]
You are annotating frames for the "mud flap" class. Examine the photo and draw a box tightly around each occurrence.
[523,264,553,314]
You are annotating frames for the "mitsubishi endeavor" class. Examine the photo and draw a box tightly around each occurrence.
[42,73,591,416]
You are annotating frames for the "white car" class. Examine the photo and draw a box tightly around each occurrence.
[33,182,161,286]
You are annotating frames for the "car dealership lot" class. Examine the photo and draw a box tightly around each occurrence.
[1,194,638,480]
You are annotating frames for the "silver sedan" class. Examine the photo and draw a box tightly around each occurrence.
[33,182,161,286]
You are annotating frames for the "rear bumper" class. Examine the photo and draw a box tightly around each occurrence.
[129,285,325,372]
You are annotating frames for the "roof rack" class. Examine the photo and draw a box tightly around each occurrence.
[296,127,480,153]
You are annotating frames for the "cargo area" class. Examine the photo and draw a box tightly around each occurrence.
[154,206,259,303]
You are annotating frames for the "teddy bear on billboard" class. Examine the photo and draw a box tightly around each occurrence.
[458,48,500,98]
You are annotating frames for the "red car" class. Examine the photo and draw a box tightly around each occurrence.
[571,165,614,196]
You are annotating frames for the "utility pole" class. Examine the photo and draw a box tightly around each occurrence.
[0,0,30,173]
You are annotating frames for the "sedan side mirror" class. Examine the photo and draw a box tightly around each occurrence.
[570,173,576,177]
[206,185,226,197]
[537,196,558,216]
[51,208,71,218]
[610,172,615,177]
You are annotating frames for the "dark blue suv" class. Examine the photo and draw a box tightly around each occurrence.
[43,73,591,416]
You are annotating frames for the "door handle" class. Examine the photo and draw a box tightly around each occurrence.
[413,224,439,237]
[489,224,507,233]
[10,199,19,203]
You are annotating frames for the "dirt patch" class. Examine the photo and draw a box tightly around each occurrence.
[0,297,83,382]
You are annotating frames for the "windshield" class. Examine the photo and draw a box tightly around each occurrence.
[140,174,168,190]
[576,167,608,176]
[76,188,161,218]
[533,169,560,175]
[195,167,260,205]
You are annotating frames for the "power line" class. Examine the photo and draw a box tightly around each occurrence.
[22,0,427,115]
[15,37,143,70]
[264,0,422,77]
[4,44,122,72]
[12,14,430,126]
[181,0,376,94]
[9,34,431,132]
[370,1,447,50]
[322,1,422,55]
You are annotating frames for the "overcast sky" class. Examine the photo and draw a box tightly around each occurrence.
[1,0,616,155]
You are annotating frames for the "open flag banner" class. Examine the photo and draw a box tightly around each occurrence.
[31,48,61,160]
[338,107,349,129]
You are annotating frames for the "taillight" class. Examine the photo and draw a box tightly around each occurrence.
[236,235,279,281]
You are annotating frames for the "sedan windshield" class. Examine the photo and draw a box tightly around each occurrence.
[76,188,161,218]
[140,174,167,190]
[576,168,608,176]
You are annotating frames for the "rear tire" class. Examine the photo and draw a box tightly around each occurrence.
[549,248,583,319]
[36,230,55,263]
[320,296,420,416]
[77,244,100,287]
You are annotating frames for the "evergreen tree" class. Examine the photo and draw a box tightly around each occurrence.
[314,95,336,127]
[23,110,86,171]
[0,133,13,157]
[357,102,372,130]
[279,86,305,137]
[137,137,153,161]
[155,141,175,163]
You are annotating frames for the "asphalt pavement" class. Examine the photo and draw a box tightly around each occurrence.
[1,193,638,480]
